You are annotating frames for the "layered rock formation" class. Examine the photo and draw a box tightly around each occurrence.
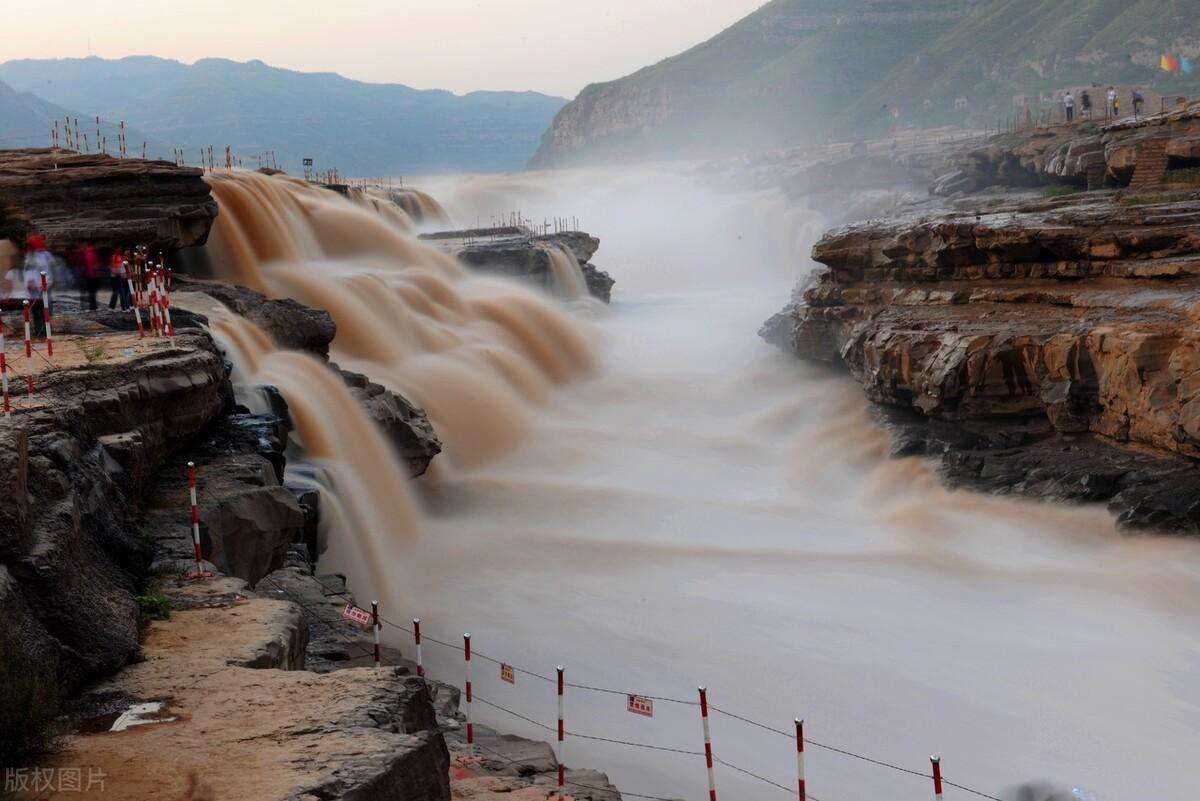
[424,228,615,302]
[0,149,217,251]
[935,101,1200,195]
[0,318,227,696]
[764,188,1200,532]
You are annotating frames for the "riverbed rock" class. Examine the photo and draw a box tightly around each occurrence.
[423,228,615,302]
[766,188,1200,532]
[336,367,442,477]
[0,149,217,251]
[174,275,338,357]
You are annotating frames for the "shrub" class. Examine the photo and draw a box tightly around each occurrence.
[1041,184,1079,198]
[135,595,172,627]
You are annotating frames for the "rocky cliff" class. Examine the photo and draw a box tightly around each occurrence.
[933,102,1200,196]
[530,0,980,167]
[764,183,1200,532]
[0,149,217,252]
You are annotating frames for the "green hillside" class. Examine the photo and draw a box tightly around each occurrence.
[0,57,567,175]
[532,0,1200,166]
[858,0,1200,129]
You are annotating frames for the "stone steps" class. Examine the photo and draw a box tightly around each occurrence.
[1129,140,1169,190]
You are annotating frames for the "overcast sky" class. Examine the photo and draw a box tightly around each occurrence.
[4,0,766,98]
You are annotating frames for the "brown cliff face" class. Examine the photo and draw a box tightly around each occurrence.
[0,149,217,252]
[935,102,1200,194]
[764,189,1200,531]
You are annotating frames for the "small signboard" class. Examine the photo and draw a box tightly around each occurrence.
[342,603,372,627]
[627,694,654,717]
[500,663,516,684]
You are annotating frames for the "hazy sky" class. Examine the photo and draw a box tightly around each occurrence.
[4,1,766,98]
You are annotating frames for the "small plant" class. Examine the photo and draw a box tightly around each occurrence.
[80,340,108,365]
[1041,184,1079,198]
[134,595,172,626]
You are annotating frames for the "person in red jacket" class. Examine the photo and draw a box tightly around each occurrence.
[72,242,104,310]
[108,248,131,310]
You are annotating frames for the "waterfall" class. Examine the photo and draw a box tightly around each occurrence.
[202,170,597,467]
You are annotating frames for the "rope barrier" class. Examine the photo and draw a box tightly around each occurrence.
[256,571,1003,801]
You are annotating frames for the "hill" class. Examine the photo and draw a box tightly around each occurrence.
[0,56,567,175]
[530,0,1200,167]
[0,79,153,156]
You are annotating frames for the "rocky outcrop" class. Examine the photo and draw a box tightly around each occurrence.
[426,229,615,302]
[174,276,338,357]
[0,149,217,251]
[938,102,1200,194]
[0,317,228,696]
[336,368,441,477]
[50,581,450,801]
[765,188,1200,532]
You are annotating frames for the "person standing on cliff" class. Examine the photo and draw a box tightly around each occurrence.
[73,242,104,310]
[1107,86,1118,118]
[22,236,51,336]
[1132,87,1145,117]
[1063,91,1076,123]
[1080,90,1092,119]
[107,248,131,310]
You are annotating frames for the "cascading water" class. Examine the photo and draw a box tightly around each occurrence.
[197,165,1200,801]
[203,170,596,466]
[539,241,589,299]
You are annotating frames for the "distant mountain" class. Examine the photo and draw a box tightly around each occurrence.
[0,79,150,155]
[531,0,1200,167]
[0,57,567,175]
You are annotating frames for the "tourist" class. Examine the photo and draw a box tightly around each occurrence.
[108,248,131,310]
[0,239,22,319]
[1107,86,1118,118]
[1132,87,1145,117]
[1063,91,1075,123]
[23,236,51,336]
[1080,90,1092,119]
[73,242,104,310]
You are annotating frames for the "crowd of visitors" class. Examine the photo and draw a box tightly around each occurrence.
[0,235,139,336]
[1061,85,1148,124]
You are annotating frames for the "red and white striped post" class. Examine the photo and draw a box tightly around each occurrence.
[371,601,381,671]
[127,278,144,338]
[795,719,806,801]
[0,331,10,420]
[22,301,33,396]
[186,462,212,579]
[148,277,162,337]
[556,665,565,799]
[463,633,474,751]
[698,686,717,801]
[156,268,174,339]
[930,755,943,801]
[39,273,53,358]
[412,618,424,677]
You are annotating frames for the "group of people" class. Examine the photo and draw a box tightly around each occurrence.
[0,236,139,335]
[67,242,135,311]
[1062,86,1145,123]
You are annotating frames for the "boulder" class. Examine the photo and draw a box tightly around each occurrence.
[336,368,442,477]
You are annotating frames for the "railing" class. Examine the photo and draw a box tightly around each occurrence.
[257,570,1007,801]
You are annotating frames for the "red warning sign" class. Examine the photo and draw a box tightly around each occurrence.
[627,694,654,717]
[342,603,372,627]
[500,663,516,684]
